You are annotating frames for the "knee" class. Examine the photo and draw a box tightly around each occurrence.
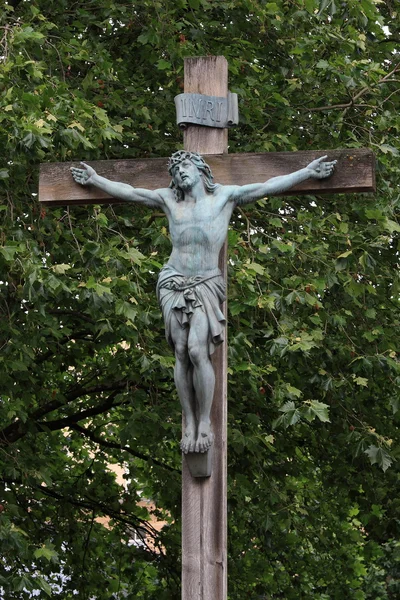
[175,343,188,363]
[188,342,208,365]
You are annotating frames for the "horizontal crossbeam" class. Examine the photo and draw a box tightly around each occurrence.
[39,148,375,206]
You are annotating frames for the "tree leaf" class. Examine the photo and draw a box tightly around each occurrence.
[364,445,393,472]
[51,263,71,274]
[302,400,330,423]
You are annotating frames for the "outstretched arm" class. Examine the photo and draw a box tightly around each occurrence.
[70,163,165,208]
[227,156,337,206]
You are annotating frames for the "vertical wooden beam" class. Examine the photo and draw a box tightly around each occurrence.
[183,56,228,155]
[182,56,228,600]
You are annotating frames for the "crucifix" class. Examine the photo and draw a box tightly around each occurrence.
[39,56,375,600]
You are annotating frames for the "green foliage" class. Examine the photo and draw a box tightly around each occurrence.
[0,0,399,598]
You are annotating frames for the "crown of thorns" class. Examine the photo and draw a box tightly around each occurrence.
[167,151,214,181]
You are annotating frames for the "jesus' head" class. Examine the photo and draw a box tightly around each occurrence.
[168,151,218,201]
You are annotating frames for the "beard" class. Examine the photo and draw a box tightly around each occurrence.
[179,177,195,192]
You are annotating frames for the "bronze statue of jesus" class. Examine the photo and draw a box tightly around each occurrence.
[71,151,336,455]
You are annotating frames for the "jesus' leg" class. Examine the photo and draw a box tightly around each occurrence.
[188,309,215,453]
[170,314,197,454]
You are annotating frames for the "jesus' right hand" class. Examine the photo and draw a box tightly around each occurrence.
[70,162,97,186]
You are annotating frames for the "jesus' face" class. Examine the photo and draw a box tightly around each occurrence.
[172,159,202,192]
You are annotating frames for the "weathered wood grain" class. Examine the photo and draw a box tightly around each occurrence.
[39,147,376,205]
[181,55,228,600]
[183,56,228,155]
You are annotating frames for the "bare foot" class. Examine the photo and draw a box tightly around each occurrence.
[181,427,196,454]
[195,422,214,453]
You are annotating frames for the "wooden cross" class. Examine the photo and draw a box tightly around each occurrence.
[39,56,375,600]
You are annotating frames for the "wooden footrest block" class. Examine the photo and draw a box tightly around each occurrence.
[184,446,213,478]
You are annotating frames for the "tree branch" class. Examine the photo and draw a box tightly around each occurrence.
[39,484,164,556]
[1,475,164,557]
[303,62,400,114]
[36,390,123,432]
[0,381,130,446]
[304,102,362,113]
[69,423,179,473]
[35,329,96,365]
[47,309,95,323]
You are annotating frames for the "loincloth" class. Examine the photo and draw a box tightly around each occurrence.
[156,264,226,356]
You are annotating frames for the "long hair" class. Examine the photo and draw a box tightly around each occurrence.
[167,151,219,202]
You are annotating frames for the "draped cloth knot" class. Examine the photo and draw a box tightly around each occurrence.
[156,265,226,356]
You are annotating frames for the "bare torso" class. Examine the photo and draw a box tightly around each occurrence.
[160,185,234,276]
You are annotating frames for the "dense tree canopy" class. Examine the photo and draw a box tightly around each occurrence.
[0,0,399,598]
